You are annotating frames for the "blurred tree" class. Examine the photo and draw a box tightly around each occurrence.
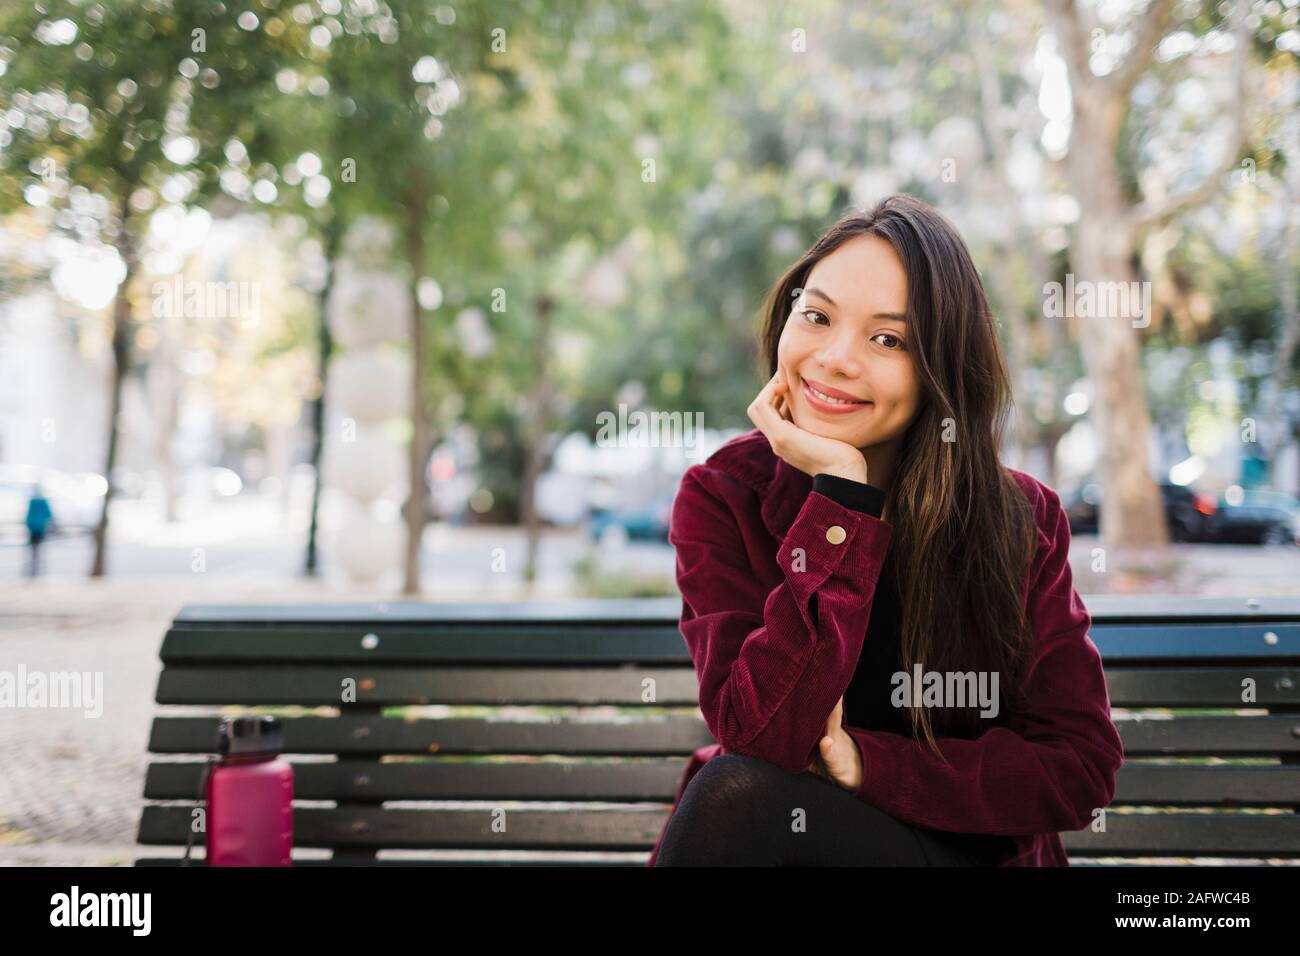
[280,0,517,594]
[430,0,740,584]
[0,0,291,574]
[965,2,1078,483]
[1040,0,1255,549]
[179,3,344,574]
[1257,69,1300,487]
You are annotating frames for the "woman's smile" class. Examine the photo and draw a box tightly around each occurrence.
[799,375,873,415]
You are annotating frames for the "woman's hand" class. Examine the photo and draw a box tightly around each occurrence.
[806,696,864,791]
[747,369,868,482]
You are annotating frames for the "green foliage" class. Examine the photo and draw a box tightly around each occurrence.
[2,0,1298,533]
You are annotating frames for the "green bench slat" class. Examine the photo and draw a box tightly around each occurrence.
[1061,814,1300,856]
[1112,765,1300,804]
[134,856,647,866]
[144,713,1300,758]
[158,621,1300,664]
[161,624,690,664]
[141,759,1300,805]
[144,757,690,801]
[1115,715,1300,754]
[147,715,716,755]
[153,665,1300,707]
[155,667,701,706]
[1103,668,1300,706]
[137,805,1300,855]
[139,805,668,850]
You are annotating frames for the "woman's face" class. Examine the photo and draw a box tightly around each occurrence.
[777,233,923,451]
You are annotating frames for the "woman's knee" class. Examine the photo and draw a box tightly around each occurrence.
[655,754,790,864]
[674,755,790,827]
[685,754,789,807]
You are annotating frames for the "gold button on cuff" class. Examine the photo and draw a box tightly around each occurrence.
[826,525,847,545]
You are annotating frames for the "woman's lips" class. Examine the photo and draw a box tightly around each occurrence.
[799,377,872,414]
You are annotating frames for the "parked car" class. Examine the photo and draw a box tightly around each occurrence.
[1062,478,1217,542]
[588,493,675,544]
[1199,490,1300,546]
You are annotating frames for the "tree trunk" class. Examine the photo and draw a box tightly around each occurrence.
[151,315,181,524]
[1043,0,1254,546]
[970,14,1071,475]
[1065,142,1168,548]
[1043,0,1173,550]
[521,294,554,587]
[90,200,135,577]
[402,193,429,595]
[305,215,341,576]
[1263,82,1299,486]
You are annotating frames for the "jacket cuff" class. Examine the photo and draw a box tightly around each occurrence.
[776,490,892,608]
[812,473,887,518]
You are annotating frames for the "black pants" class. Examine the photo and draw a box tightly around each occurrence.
[653,753,1016,866]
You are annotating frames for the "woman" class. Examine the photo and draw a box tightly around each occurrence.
[648,194,1124,866]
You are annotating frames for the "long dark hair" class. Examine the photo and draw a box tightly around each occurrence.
[758,193,1039,757]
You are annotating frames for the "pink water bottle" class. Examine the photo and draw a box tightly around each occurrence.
[205,716,294,866]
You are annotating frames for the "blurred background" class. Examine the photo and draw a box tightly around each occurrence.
[0,0,1298,862]
[2,0,1299,602]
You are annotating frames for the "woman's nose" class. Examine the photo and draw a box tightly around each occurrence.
[814,335,863,376]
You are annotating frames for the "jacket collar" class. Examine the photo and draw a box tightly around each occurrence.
[707,429,812,542]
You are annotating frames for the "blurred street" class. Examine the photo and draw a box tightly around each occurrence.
[0,491,677,592]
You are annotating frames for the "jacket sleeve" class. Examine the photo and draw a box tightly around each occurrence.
[669,463,893,775]
[843,484,1125,835]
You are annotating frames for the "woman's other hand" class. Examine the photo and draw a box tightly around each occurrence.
[806,696,864,791]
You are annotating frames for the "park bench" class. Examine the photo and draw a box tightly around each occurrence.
[135,595,1300,865]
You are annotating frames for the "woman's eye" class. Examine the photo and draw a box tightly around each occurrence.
[802,309,828,326]
[873,332,905,350]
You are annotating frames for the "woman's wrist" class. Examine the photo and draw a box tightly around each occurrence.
[819,460,869,484]
[812,472,885,516]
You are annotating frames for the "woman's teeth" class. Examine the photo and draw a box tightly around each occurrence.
[808,383,865,405]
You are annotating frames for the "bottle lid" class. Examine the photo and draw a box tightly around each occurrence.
[218,716,285,756]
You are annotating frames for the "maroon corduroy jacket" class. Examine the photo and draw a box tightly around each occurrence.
[645,428,1125,866]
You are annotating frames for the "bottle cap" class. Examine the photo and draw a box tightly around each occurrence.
[218,716,285,756]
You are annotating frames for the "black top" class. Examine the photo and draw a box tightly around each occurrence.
[812,473,1022,862]
[811,473,909,737]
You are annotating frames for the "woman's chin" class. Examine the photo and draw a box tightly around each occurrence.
[795,414,871,446]
[797,417,850,438]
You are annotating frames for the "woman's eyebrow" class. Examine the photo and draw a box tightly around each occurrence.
[806,286,907,323]
[805,286,839,308]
